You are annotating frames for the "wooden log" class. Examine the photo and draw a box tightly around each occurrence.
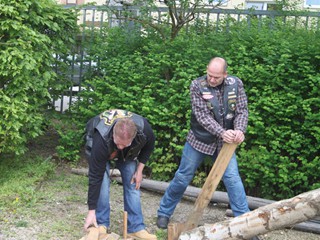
[71,168,121,177]
[115,178,320,234]
[79,226,121,240]
[72,167,89,176]
[86,227,100,240]
[178,188,320,240]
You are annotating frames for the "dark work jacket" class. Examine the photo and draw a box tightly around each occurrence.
[84,109,154,210]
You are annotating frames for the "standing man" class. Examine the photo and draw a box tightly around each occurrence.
[157,57,259,239]
[84,109,157,240]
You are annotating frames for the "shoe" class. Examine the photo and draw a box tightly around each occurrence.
[156,216,169,229]
[127,229,157,240]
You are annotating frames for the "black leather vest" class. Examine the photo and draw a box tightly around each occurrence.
[190,76,238,144]
[85,109,147,160]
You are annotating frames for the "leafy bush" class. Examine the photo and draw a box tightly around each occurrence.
[0,0,78,155]
[225,23,320,199]
[61,15,319,200]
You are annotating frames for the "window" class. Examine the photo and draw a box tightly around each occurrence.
[207,0,228,6]
[66,0,77,4]
[246,2,265,10]
[304,0,320,8]
[246,1,281,10]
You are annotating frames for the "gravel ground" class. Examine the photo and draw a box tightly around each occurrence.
[1,129,319,240]
[1,172,320,240]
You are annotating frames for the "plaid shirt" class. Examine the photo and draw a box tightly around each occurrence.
[186,76,248,155]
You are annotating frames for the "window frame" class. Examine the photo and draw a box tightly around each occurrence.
[304,0,320,8]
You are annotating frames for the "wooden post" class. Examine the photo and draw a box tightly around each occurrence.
[123,211,128,239]
[168,143,238,240]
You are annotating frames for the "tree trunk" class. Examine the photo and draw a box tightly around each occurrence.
[179,188,320,240]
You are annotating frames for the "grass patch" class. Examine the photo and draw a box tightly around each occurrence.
[0,151,88,239]
[0,155,56,209]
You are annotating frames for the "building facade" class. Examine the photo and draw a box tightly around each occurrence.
[56,0,320,11]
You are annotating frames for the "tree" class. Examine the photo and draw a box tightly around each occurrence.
[107,0,227,41]
[0,0,79,155]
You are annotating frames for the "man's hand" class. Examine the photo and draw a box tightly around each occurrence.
[221,130,236,143]
[233,130,245,143]
[131,162,144,190]
[84,209,98,231]
[221,130,245,144]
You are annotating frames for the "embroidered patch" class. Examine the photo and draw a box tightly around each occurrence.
[206,102,213,110]
[100,109,132,126]
[226,113,234,119]
[228,99,236,111]
[225,77,236,85]
[200,79,207,87]
[202,93,214,100]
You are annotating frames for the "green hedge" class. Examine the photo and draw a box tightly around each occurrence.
[0,0,78,155]
[62,19,319,200]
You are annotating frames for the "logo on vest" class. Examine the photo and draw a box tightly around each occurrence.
[100,109,133,126]
[226,113,234,119]
[202,92,214,100]
[228,99,236,111]
[225,77,236,85]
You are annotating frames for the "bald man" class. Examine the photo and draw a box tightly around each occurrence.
[157,57,259,239]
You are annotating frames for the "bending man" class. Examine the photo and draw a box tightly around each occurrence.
[84,109,157,240]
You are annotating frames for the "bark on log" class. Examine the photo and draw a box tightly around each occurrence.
[225,209,320,234]
[178,188,320,240]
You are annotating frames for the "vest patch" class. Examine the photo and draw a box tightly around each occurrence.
[203,93,214,100]
[228,99,236,111]
[100,109,133,126]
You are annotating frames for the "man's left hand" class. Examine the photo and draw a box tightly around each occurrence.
[131,169,143,190]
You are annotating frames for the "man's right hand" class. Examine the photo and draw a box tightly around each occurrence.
[84,209,98,231]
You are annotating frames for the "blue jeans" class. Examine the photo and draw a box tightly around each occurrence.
[96,159,145,233]
[157,142,249,218]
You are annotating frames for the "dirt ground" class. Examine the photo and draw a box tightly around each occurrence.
[1,178,320,240]
[1,129,319,240]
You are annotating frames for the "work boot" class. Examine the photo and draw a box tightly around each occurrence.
[127,229,157,240]
[156,216,169,229]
